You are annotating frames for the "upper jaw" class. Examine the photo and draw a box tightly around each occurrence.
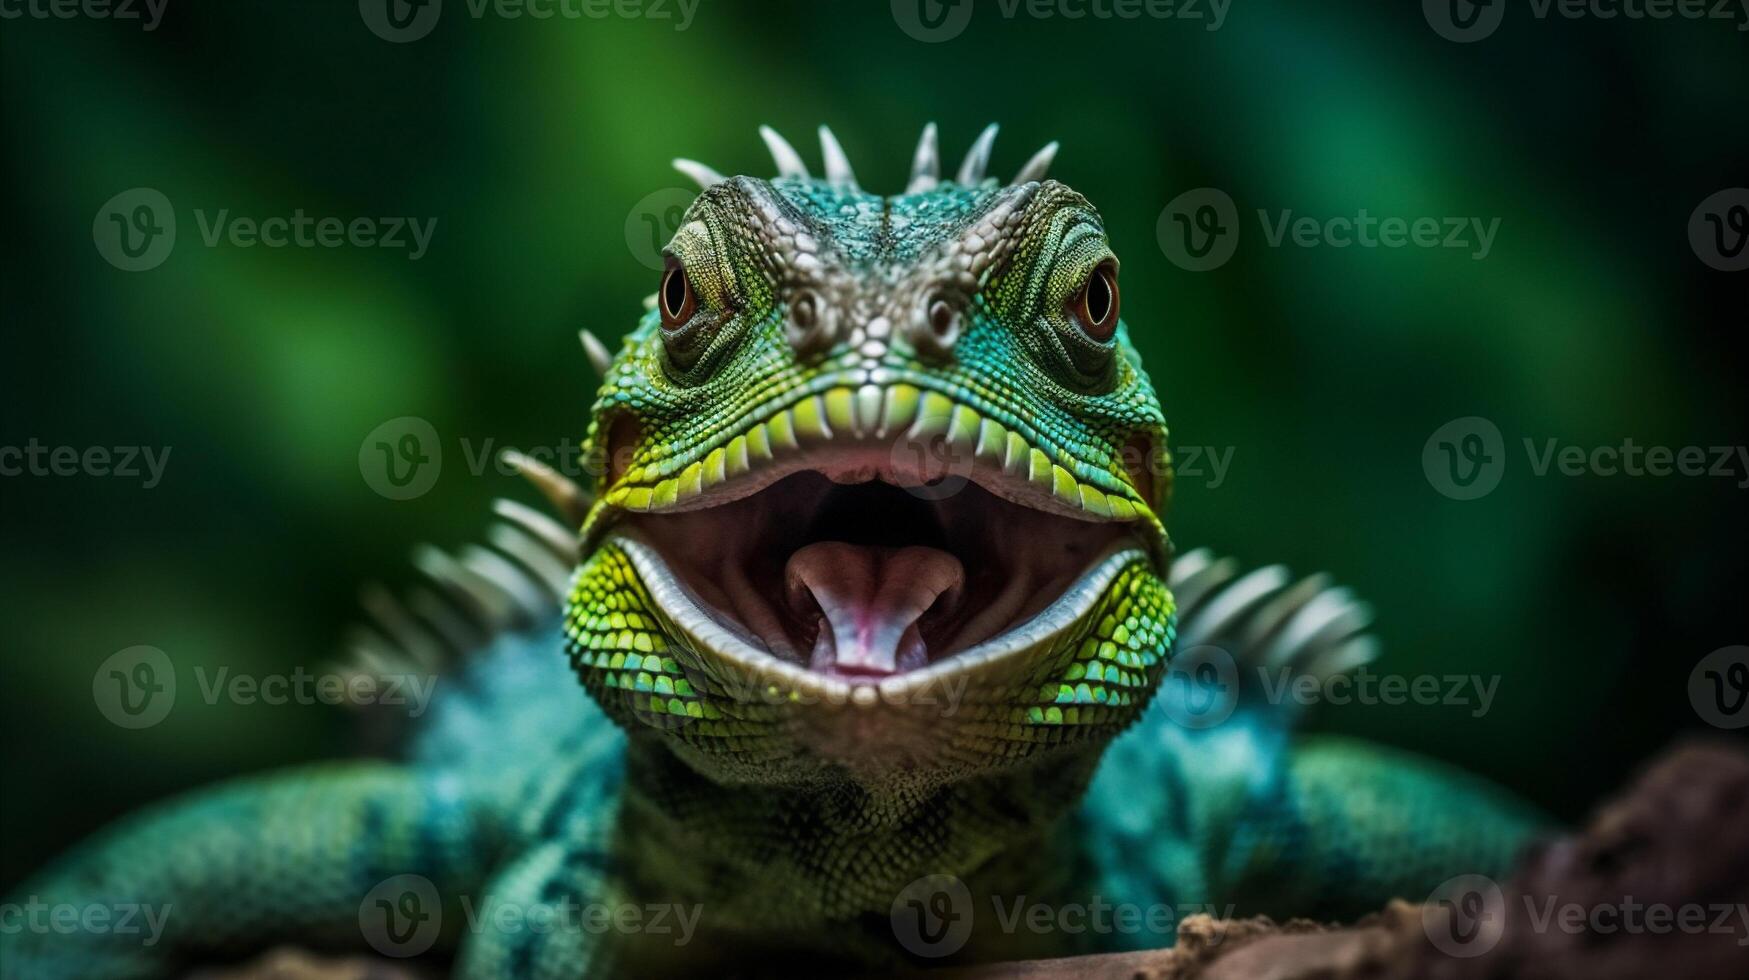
[581,374,1164,552]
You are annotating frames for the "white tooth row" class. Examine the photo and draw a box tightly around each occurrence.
[605,385,1146,520]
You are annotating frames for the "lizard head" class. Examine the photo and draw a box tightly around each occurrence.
[567,125,1175,786]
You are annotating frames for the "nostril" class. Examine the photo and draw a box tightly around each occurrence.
[909,293,961,358]
[928,299,957,338]
[785,288,835,356]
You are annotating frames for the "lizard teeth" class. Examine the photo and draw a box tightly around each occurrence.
[852,385,883,439]
[791,395,832,442]
[601,384,1156,525]
[880,383,921,436]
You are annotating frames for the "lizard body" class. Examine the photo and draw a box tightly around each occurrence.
[4,125,1541,978]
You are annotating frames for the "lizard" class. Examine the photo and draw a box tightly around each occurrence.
[2,123,1544,978]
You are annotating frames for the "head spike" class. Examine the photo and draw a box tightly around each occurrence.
[579,329,613,377]
[817,126,859,189]
[1010,141,1059,186]
[492,498,580,562]
[758,125,810,179]
[672,158,725,190]
[955,123,1000,186]
[905,122,940,194]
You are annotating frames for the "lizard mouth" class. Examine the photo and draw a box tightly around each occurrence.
[589,383,1161,685]
[620,473,1140,680]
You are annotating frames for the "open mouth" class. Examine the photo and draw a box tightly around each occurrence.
[590,385,1160,686]
[624,473,1137,679]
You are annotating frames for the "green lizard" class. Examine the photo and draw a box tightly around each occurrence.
[3,124,1542,978]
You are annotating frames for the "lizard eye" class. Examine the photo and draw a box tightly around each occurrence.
[1068,259,1119,343]
[659,258,697,328]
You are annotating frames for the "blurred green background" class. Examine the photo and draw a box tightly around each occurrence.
[3,0,1745,891]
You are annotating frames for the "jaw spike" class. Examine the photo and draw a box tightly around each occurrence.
[579,329,613,377]
[817,125,859,190]
[499,448,591,527]
[905,122,940,194]
[1010,141,1059,186]
[955,123,1000,186]
[672,158,726,190]
[759,125,811,179]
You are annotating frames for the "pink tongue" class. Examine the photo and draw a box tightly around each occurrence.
[784,542,964,677]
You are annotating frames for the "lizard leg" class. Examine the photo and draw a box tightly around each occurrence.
[3,761,500,980]
[1218,735,1549,919]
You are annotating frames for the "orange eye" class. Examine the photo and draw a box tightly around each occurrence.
[1070,260,1119,342]
[659,259,697,328]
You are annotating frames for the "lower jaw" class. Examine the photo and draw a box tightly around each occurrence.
[565,530,1173,781]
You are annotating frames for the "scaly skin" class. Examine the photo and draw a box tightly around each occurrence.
[4,126,1544,978]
